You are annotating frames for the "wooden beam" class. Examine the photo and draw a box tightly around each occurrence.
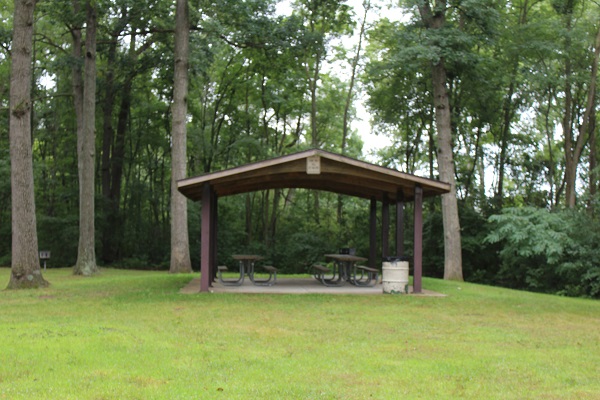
[210,190,218,285]
[369,197,377,269]
[413,186,423,294]
[200,183,213,292]
[396,190,405,256]
[382,193,390,259]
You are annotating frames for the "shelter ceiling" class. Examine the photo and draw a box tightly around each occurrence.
[177,149,450,202]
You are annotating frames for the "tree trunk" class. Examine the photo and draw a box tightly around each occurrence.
[542,88,557,208]
[169,0,192,273]
[495,70,518,209]
[70,0,83,140]
[581,25,600,208]
[463,124,483,201]
[432,61,463,281]
[562,47,576,207]
[341,1,369,152]
[100,14,128,264]
[309,52,321,148]
[104,33,136,264]
[418,0,463,281]
[338,1,370,225]
[562,16,600,207]
[8,0,49,289]
[590,110,597,214]
[495,0,529,209]
[74,0,98,276]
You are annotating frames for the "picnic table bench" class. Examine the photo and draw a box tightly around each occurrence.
[250,265,278,286]
[312,254,379,287]
[217,255,278,286]
[312,264,341,287]
[217,265,243,286]
[353,265,379,287]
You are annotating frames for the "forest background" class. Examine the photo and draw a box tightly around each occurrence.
[1,0,599,297]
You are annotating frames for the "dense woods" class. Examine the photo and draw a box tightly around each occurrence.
[1,0,599,297]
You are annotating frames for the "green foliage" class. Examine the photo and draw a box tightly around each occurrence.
[486,207,600,298]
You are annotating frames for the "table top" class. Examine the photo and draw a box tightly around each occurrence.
[232,254,264,261]
[324,254,368,262]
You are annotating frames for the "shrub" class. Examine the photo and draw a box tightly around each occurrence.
[485,207,600,298]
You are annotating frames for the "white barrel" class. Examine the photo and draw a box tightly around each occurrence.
[382,261,409,294]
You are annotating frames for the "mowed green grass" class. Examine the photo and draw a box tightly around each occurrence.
[0,268,599,399]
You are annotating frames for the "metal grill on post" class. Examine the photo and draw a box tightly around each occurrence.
[39,251,51,271]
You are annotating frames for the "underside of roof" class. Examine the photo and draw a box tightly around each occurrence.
[177,149,450,202]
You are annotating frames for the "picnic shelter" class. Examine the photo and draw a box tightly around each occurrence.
[177,149,451,293]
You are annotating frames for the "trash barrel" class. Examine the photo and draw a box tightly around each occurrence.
[382,256,410,294]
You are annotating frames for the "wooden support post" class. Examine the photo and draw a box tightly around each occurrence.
[369,197,377,269]
[396,190,405,257]
[413,186,423,294]
[200,183,213,292]
[210,190,218,285]
[382,193,390,259]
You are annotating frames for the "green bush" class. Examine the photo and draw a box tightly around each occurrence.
[486,207,600,298]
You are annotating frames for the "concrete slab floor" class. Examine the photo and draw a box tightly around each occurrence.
[180,277,446,296]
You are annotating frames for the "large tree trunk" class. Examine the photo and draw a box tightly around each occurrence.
[432,61,464,281]
[74,0,98,276]
[8,0,49,289]
[418,0,463,281]
[169,0,192,273]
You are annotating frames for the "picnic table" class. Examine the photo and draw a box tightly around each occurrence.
[217,255,278,287]
[312,254,379,287]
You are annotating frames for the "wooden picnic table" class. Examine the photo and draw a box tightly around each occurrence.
[217,255,277,287]
[313,254,378,287]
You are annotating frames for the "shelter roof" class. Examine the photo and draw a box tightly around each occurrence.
[177,149,450,202]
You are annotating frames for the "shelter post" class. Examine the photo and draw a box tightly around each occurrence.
[369,197,377,269]
[210,190,218,285]
[413,185,423,293]
[200,182,215,292]
[396,190,405,256]
[382,193,390,259]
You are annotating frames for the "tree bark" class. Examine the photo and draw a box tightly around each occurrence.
[8,0,49,289]
[169,0,192,273]
[74,0,98,276]
[418,0,463,281]
[432,61,463,281]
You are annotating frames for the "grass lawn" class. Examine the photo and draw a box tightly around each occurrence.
[1,268,599,399]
